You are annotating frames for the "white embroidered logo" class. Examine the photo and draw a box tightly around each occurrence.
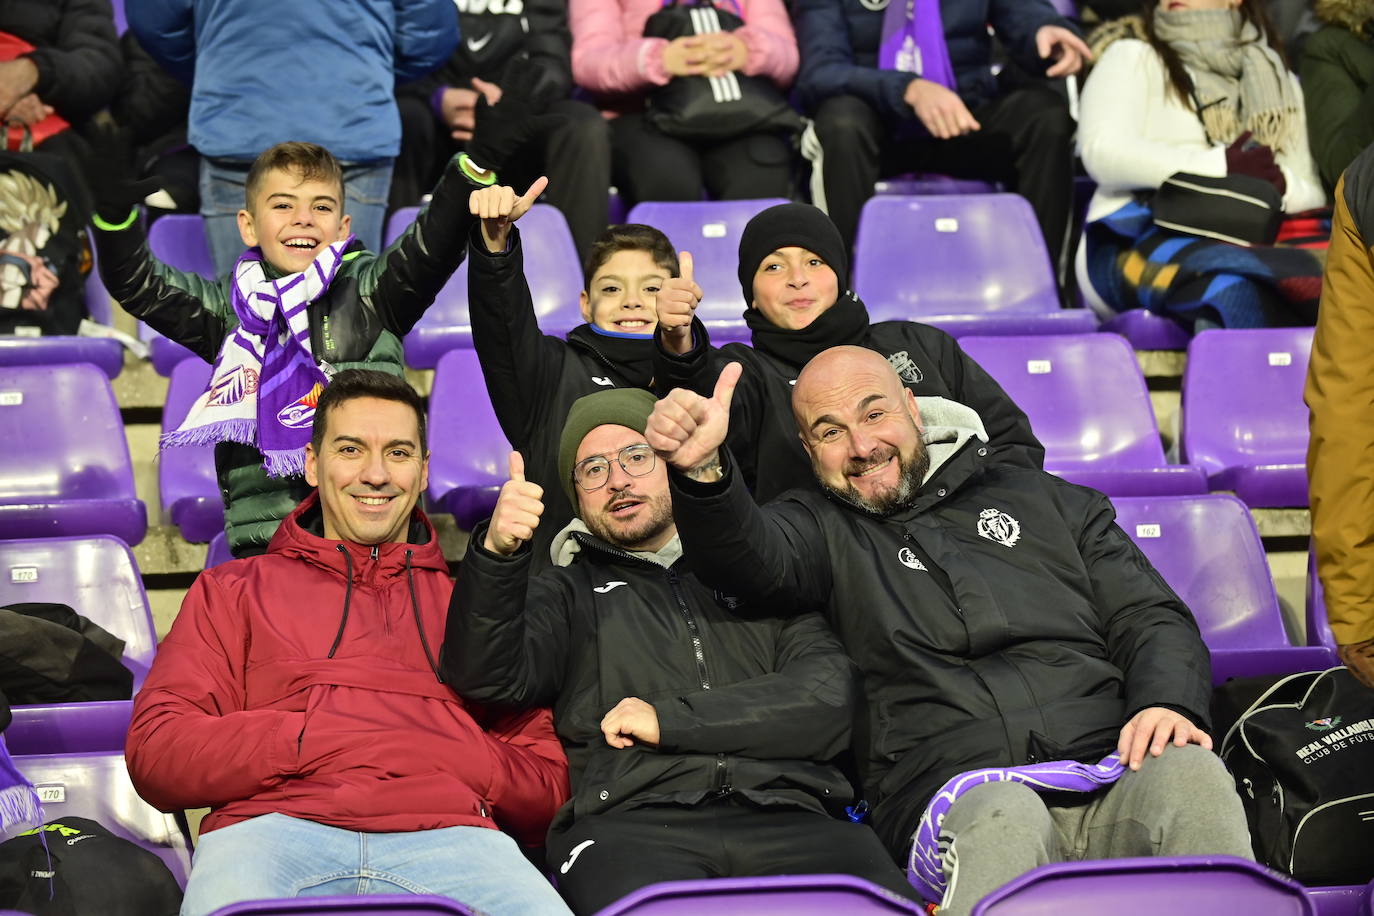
[466,32,494,53]
[593,581,627,594]
[977,508,1021,548]
[559,839,595,874]
[898,547,927,571]
[591,376,614,387]
[887,351,924,384]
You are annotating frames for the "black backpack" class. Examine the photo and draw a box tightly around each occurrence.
[1218,666,1374,884]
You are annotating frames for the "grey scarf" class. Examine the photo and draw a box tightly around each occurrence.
[1153,7,1300,153]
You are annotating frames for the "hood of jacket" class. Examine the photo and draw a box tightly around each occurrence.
[1315,0,1374,32]
[917,396,989,486]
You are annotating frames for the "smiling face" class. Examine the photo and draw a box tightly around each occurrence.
[579,249,667,335]
[238,166,351,275]
[573,424,676,552]
[304,396,429,545]
[751,246,841,332]
[794,347,930,515]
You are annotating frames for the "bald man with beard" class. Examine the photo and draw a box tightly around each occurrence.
[646,346,1252,916]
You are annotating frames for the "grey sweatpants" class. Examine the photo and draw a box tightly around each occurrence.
[927,745,1253,916]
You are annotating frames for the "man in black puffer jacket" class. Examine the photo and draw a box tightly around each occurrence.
[649,347,1253,916]
[442,388,921,916]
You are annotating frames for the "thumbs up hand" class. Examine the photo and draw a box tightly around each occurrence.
[646,362,742,479]
[483,451,546,556]
[657,250,702,355]
[470,176,549,254]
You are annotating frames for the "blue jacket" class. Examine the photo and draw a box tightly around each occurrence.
[129,0,458,161]
[794,0,1071,121]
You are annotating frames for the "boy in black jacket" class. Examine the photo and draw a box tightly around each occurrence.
[467,178,707,572]
[442,389,921,915]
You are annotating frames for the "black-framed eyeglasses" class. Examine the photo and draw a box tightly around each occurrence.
[573,443,657,491]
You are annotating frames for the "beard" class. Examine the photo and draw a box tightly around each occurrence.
[584,488,676,552]
[819,442,930,516]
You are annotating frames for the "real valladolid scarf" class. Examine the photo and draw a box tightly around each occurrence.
[1153,7,1302,153]
[162,239,353,477]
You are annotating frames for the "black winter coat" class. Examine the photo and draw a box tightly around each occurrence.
[793,0,1072,120]
[653,304,1044,505]
[398,0,573,107]
[0,0,121,124]
[669,439,1212,858]
[443,525,859,834]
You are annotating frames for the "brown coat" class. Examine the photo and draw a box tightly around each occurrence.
[1306,143,1374,645]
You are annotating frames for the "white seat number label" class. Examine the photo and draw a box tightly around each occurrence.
[10,566,37,583]
[1135,524,1162,539]
[1027,360,1052,374]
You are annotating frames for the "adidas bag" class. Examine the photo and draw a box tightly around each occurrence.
[1219,666,1374,884]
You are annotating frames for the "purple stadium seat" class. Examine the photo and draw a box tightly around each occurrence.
[1180,328,1313,508]
[969,856,1312,915]
[386,203,582,368]
[874,175,999,196]
[852,195,1097,337]
[0,335,124,379]
[1305,547,1338,651]
[427,349,511,529]
[206,530,233,568]
[206,896,478,915]
[11,752,193,887]
[958,335,1206,496]
[0,534,157,749]
[1110,495,1336,682]
[141,214,212,375]
[596,875,925,916]
[1307,883,1370,916]
[160,358,224,542]
[0,364,147,544]
[1099,309,1193,351]
[626,198,789,340]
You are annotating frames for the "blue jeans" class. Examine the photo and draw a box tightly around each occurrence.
[199,158,393,277]
[180,813,572,916]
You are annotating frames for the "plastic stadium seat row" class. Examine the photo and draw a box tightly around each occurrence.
[0,364,146,545]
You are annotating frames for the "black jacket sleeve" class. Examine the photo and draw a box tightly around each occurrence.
[91,220,231,363]
[794,0,912,120]
[1076,491,1213,731]
[668,455,834,611]
[655,610,855,760]
[467,226,572,449]
[934,332,1045,470]
[355,154,483,337]
[986,0,1075,80]
[112,31,190,145]
[520,0,574,103]
[24,0,123,123]
[441,522,571,708]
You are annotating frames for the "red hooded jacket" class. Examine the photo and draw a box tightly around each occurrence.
[125,494,569,843]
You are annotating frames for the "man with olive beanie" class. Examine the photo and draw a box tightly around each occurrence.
[655,201,1043,504]
[442,388,921,915]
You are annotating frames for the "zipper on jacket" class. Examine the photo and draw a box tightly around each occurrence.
[712,753,731,797]
[665,569,711,689]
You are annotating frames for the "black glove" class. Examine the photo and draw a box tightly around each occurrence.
[79,120,162,226]
[464,67,570,173]
[1224,130,1286,197]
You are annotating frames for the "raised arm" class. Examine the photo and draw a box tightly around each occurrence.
[126,574,303,812]
[655,610,855,760]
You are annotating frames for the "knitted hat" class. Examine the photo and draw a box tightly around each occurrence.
[557,388,659,505]
[737,203,849,308]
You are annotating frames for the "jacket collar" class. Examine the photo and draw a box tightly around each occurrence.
[267,492,448,580]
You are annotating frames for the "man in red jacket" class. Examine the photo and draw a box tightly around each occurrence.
[125,369,573,916]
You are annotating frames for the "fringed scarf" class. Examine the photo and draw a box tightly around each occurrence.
[1153,7,1302,153]
[161,239,352,477]
[0,735,42,840]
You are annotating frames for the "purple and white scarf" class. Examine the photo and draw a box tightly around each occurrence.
[0,735,41,840]
[161,239,352,477]
[907,753,1126,903]
[879,0,956,90]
